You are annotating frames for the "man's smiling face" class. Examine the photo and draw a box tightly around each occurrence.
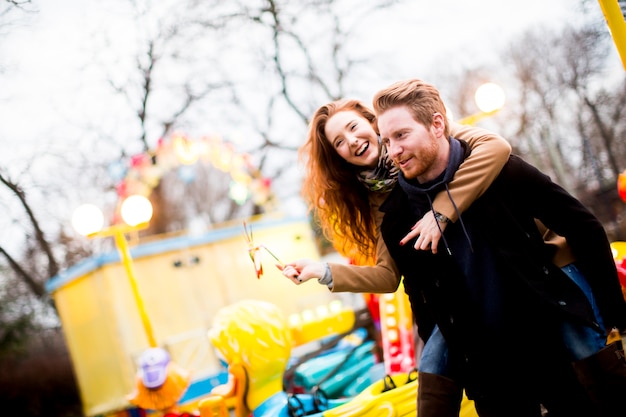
[378,106,445,182]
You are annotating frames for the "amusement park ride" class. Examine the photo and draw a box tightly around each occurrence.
[53,150,626,417]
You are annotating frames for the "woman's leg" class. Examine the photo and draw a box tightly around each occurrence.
[559,264,606,360]
[561,264,626,415]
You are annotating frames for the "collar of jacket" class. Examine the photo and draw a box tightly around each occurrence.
[381,138,474,255]
[398,137,468,195]
[380,137,470,214]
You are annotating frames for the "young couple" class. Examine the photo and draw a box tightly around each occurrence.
[279,79,626,416]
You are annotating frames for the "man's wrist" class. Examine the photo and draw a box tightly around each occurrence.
[434,212,449,223]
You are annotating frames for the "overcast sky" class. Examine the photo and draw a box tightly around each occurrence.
[0,0,610,224]
[2,1,584,99]
[0,0,588,154]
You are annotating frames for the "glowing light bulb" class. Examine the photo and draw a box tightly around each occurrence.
[72,204,105,236]
[475,83,505,113]
[121,195,153,227]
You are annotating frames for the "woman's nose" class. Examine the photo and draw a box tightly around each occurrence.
[347,134,359,146]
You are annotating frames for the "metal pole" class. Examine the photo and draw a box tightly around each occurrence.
[113,227,157,348]
[598,0,626,70]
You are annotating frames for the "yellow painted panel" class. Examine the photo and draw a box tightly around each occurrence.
[51,217,338,416]
[210,221,334,316]
[54,270,137,416]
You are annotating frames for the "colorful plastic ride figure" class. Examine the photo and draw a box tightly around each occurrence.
[200,299,478,417]
[126,347,191,413]
[201,299,347,417]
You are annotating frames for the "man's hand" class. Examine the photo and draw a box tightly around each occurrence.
[400,211,447,254]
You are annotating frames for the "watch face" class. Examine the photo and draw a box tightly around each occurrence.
[435,213,448,223]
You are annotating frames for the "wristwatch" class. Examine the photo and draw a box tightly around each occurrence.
[434,212,449,224]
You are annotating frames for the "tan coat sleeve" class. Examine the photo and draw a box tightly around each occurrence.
[330,192,401,293]
[431,122,512,222]
[328,241,401,293]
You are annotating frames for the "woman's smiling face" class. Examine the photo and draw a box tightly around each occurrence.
[324,110,380,169]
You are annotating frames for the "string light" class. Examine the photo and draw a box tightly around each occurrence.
[110,133,274,209]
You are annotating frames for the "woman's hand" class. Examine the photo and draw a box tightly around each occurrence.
[400,211,447,254]
[277,259,325,285]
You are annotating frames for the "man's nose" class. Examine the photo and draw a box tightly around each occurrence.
[387,141,401,158]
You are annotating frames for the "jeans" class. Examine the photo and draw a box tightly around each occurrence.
[418,263,607,374]
[559,263,606,360]
[418,325,449,374]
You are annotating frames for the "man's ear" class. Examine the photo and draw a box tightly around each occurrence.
[431,112,446,137]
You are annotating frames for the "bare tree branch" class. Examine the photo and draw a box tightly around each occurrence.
[0,246,45,298]
[0,171,59,280]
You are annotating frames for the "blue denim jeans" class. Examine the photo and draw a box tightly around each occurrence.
[418,263,607,374]
[559,263,606,360]
[418,325,449,374]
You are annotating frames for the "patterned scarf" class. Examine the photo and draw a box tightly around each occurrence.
[356,140,399,192]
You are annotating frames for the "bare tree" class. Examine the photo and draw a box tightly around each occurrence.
[195,0,404,201]
[0,0,409,306]
[0,171,56,298]
[76,0,407,234]
[503,21,626,187]
[0,0,35,22]
[493,17,626,239]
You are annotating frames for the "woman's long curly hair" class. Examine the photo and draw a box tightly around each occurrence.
[299,99,379,264]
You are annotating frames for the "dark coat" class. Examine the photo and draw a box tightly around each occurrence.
[380,142,626,398]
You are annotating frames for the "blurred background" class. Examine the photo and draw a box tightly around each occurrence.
[1,0,625,415]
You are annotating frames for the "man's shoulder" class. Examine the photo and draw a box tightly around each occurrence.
[495,154,544,185]
[502,154,539,172]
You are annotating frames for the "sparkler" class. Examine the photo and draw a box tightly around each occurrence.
[243,221,284,279]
